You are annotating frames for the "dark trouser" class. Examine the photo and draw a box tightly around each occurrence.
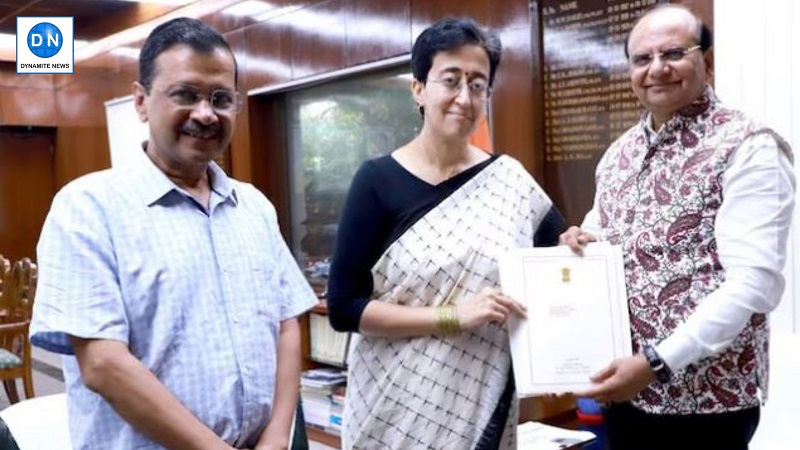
[605,402,760,450]
[292,399,310,450]
[474,371,515,450]
[0,417,21,450]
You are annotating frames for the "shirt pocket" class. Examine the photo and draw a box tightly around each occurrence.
[236,252,282,324]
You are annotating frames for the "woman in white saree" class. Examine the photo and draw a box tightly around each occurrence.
[328,17,564,450]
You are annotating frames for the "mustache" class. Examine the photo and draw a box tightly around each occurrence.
[180,121,221,136]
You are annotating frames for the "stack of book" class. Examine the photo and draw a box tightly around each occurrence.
[309,313,350,367]
[301,368,347,435]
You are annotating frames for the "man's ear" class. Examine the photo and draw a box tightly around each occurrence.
[703,50,715,84]
[132,81,149,123]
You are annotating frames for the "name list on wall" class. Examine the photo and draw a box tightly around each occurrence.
[542,0,662,164]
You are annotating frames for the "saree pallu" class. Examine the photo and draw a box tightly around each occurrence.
[343,156,553,450]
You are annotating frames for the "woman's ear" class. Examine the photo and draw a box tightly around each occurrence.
[411,79,424,107]
[411,79,425,118]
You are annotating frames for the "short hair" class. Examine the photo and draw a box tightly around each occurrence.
[624,5,714,59]
[138,17,238,91]
[411,17,502,87]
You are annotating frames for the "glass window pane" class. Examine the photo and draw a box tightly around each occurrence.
[285,68,420,295]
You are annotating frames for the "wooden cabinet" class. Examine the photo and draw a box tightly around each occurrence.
[0,127,56,261]
[306,425,341,449]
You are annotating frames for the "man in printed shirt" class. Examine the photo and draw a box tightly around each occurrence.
[561,4,794,450]
[30,18,317,450]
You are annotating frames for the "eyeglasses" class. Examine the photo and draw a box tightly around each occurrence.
[629,45,702,68]
[152,85,242,114]
[427,75,491,99]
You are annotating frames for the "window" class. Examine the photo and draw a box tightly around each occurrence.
[285,68,421,294]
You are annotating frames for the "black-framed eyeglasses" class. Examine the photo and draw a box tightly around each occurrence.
[153,85,242,114]
[427,75,491,99]
[629,45,702,68]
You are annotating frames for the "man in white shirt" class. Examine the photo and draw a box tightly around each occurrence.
[561,5,795,450]
[30,18,317,450]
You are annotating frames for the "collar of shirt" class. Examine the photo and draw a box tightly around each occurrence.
[134,152,238,208]
[639,84,718,147]
[641,112,659,146]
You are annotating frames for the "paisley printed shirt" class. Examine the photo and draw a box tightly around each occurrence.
[582,86,795,414]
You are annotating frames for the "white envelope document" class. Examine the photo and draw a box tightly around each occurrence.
[499,242,632,396]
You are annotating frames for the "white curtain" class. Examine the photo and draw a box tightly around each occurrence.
[104,95,149,169]
[716,0,800,333]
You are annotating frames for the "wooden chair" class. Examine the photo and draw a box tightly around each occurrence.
[0,255,10,296]
[0,254,13,330]
[0,258,37,403]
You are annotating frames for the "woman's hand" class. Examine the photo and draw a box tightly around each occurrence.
[458,287,527,330]
[559,226,597,256]
[252,444,288,450]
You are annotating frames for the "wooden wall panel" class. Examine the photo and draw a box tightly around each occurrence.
[0,87,57,126]
[0,65,53,89]
[54,124,112,189]
[54,73,115,188]
[344,0,411,66]
[289,0,347,79]
[76,2,176,41]
[202,7,255,35]
[230,102,253,182]
[527,0,545,182]
[55,72,116,127]
[242,15,293,91]
[489,0,530,29]
[224,28,253,183]
[490,26,538,175]
[410,0,491,41]
[224,28,248,90]
[116,62,139,96]
[247,95,291,239]
[0,65,57,126]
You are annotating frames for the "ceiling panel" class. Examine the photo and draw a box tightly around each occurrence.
[0,0,190,41]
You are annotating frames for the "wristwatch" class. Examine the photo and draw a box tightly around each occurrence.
[642,345,672,383]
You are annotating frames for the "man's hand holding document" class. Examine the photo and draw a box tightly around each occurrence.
[499,242,632,396]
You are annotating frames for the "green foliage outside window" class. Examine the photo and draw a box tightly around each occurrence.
[286,68,421,291]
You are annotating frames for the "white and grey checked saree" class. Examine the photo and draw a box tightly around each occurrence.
[343,155,553,450]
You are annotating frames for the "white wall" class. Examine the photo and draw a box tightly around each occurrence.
[715,0,800,333]
[104,95,149,169]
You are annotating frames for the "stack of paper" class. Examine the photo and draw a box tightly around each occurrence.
[499,242,632,396]
[517,421,597,450]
